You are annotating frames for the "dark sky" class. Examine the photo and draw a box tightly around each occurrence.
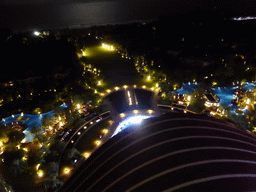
[0,0,256,32]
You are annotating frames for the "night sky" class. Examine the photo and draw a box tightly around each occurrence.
[0,0,256,31]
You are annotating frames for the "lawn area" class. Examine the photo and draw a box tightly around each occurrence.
[85,44,142,86]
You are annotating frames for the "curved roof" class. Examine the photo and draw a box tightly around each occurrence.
[105,88,156,115]
[62,112,256,192]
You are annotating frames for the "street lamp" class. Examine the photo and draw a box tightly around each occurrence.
[102,129,109,134]
[95,140,101,146]
[37,170,44,177]
[83,152,90,158]
[120,113,125,118]
[64,167,71,175]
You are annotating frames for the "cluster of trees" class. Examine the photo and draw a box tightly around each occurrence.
[0,123,62,191]
[0,92,94,191]
[0,31,103,118]
[85,11,256,87]
[0,32,78,82]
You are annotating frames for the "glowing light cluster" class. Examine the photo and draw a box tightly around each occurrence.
[233,16,256,21]
[102,43,114,50]
[34,31,40,36]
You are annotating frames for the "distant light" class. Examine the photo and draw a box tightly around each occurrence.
[95,140,101,146]
[64,167,71,174]
[83,152,90,158]
[147,110,154,114]
[133,110,139,114]
[34,31,40,36]
[233,16,256,21]
[102,129,109,134]
[37,170,44,177]
[36,164,40,171]
[120,113,126,118]
[147,75,151,81]
[129,98,132,105]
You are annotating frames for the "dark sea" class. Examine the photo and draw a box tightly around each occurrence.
[0,0,255,32]
[0,1,174,32]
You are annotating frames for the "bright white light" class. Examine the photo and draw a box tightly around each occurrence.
[233,16,256,21]
[129,98,132,105]
[34,31,40,36]
[111,115,151,137]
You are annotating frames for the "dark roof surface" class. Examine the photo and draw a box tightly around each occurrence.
[105,88,155,114]
[62,112,256,192]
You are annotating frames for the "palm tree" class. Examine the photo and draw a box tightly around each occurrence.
[9,159,26,175]
[44,176,63,192]
[30,125,43,136]
[7,130,25,146]
[41,115,55,129]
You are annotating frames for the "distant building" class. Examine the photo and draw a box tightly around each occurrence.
[204,91,220,109]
